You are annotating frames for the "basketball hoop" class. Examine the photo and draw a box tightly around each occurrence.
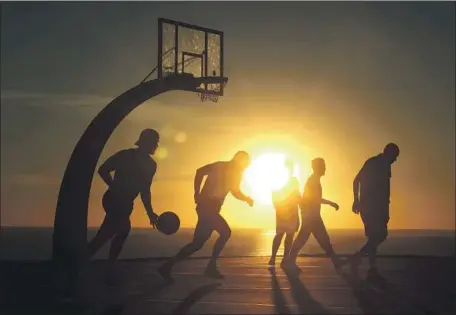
[197,76,228,103]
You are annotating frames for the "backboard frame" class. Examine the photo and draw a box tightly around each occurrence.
[157,18,225,97]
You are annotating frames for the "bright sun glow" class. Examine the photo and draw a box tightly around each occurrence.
[243,153,300,205]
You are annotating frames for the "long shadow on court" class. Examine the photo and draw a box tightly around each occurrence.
[170,283,221,315]
[283,268,331,314]
[269,267,292,314]
[337,268,431,315]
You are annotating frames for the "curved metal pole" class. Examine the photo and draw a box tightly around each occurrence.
[52,75,198,269]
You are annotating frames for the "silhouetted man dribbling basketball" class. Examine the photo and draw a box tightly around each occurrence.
[87,129,160,283]
[159,151,254,280]
[351,143,400,272]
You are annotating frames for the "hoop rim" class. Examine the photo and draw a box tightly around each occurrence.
[196,76,228,86]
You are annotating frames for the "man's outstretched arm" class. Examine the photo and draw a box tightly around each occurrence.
[141,165,158,226]
[231,189,252,204]
[321,198,335,205]
[321,198,339,210]
[231,174,254,206]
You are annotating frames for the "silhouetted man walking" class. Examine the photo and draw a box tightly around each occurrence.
[159,151,254,280]
[351,143,400,272]
[286,158,341,271]
[87,129,160,283]
[269,159,301,267]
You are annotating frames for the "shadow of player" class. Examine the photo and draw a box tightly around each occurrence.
[269,267,292,314]
[170,283,221,315]
[283,268,331,314]
[337,268,425,314]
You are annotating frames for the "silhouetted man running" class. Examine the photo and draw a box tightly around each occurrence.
[351,143,400,272]
[159,151,254,280]
[286,158,341,271]
[87,129,160,283]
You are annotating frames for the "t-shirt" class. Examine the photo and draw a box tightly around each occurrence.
[301,174,322,215]
[107,148,157,202]
[198,161,243,205]
[358,154,391,208]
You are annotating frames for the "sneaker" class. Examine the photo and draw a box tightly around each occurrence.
[158,262,174,282]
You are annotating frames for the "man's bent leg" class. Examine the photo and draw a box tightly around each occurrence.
[109,219,131,265]
[270,233,285,265]
[283,233,294,258]
[288,218,312,263]
[158,214,212,280]
[87,216,117,259]
[312,216,341,269]
[102,219,131,285]
[355,212,388,269]
[367,223,388,269]
[175,215,212,263]
[281,233,295,267]
[207,214,231,276]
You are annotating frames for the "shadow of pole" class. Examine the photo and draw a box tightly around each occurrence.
[170,283,221,315]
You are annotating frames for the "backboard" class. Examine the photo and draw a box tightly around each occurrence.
[158,18,226,98]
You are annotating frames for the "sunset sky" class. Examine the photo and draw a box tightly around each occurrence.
[1,2,454,231]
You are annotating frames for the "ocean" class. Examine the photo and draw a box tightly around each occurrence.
[0,227,454,261]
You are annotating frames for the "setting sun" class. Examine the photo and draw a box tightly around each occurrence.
[243,153,300,205]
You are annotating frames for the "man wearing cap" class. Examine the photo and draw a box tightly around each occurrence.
[87,129,161,282]
[159,151,254,280]
[351,143,400,272]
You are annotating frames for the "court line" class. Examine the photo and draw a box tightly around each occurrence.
[216,286,350,291]
[143,298,351,311]
[170,272,341,278]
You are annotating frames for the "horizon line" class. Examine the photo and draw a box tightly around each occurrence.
[1,225,455,232]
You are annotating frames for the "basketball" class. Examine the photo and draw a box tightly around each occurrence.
[157,211,180,235]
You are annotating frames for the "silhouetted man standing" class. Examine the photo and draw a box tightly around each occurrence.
[159,151,254,280]
[351,143,400,272]
[87,129,160,283]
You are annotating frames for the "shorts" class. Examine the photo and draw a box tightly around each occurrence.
[193,199,230,242]
[102,190,134,222]
[275,207,299,234]
[361,206,389,239]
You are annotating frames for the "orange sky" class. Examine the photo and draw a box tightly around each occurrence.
[1,2,454,231]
